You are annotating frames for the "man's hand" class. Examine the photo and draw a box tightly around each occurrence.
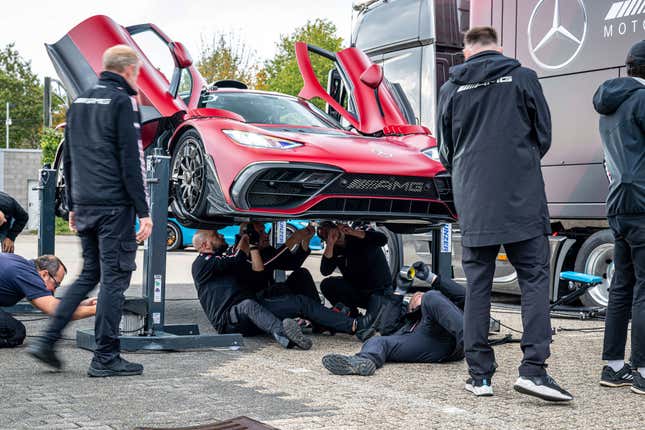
[408,292,424,313]
[136,217,153,242]
[238,234,250,255]
[80,297,98,307]
[1,237,14,253]
[0,210,6,226]
[339,224,365,239]
[68,211,77,232]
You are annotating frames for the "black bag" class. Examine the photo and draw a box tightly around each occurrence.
[376,294,406,336]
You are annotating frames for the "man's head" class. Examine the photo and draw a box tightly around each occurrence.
[239,222,270,248]
[102,45,141,91]
[192,230,227,254]
[463,26,502,60]
[0,210,5,227]
[317,221,345,246]
[32,255,67,293]
[626,40,645,79]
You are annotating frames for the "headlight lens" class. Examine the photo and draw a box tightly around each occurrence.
[422,147,440,162]
[223,130,302,149]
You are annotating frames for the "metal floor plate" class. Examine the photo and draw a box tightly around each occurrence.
[134,416,280,430]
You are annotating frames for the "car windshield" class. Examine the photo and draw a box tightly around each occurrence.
[199,91,341,128]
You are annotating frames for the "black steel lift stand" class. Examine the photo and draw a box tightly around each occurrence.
[76,149,243,352]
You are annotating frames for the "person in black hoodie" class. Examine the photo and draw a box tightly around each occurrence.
[192,229,379,349]
[437,27,572,401]
[0,191,28,253]
[317,221,392,317]
[593,40,645,396]
[29,45,152,377]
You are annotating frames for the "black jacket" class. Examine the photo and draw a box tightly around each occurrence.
[192,249,256,332]
[256,245,310,288]
[64,71,149,218]
[593,77,645,216]
[0,192,28,241]
[437,51,552,247]
[320,231,392,294]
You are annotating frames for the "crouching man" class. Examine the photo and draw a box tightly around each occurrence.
[191,229,378,350]
[322,270,465,376]
[0,254,96,348]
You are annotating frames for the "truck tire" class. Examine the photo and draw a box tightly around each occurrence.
[574,229,614,307]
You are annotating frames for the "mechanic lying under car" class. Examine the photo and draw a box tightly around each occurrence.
[0,254,96,348]
[322,266,465,376]
[317,222,392,317]
[191,229,379,350]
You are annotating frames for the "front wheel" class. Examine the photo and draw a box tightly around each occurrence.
[170,131,208,218]
[575,229,614,307]
[166,221,183,251]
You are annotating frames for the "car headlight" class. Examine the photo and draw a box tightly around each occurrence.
[422,147,440,162]
[223,130,302,149]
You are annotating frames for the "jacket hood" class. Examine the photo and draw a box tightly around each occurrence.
[593,77,645,115]
[449,51,521,85]
[99,71,137,96]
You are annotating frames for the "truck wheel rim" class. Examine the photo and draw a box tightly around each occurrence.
[584,243,613,307]
[173,139,204,212]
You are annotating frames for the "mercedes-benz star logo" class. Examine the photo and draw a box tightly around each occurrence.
[528,0,587,70]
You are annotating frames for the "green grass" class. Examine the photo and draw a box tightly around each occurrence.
[55,217,73,235]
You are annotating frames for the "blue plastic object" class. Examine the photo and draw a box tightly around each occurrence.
[559,271,603,285]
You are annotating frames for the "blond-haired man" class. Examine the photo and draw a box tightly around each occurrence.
[29,45,152,377]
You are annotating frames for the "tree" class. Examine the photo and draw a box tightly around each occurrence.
[197,33,259,88]
[258,19,344,108]
[0,43,42,149]
[40,127,62,165]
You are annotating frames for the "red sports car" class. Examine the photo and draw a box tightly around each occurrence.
[48,15,454,232]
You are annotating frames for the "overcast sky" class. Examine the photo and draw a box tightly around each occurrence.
[0,0,354,79]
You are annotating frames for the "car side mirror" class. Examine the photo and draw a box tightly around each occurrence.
[360,64,383,89]
[169,41,192,68]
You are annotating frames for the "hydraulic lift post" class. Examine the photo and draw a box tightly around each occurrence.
[76,149,243,352]
[431,223,453,280]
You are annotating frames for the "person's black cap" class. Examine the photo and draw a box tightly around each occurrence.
[626,40,645,65]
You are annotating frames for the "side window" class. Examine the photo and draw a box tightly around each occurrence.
[177,69,193,105]
[381,47,421,122]
[131,31,175,83]
[326,66,357,127]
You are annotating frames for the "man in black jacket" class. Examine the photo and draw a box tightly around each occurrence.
[29,45,152,377]
[192,229,378,349]
[0,191,29,253]
[322,271,465,376]
[317,222,392,317]
[437,27,572,401]
[593,40,645,396]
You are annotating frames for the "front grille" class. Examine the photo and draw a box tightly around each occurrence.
[326,174,437,199]
[309,198,455,220]
[246,168,339,208]
[433,173,455,214]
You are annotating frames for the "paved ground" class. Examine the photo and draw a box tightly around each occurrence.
[1,235,642,430]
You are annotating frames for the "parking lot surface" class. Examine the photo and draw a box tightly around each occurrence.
[1,235,641,430]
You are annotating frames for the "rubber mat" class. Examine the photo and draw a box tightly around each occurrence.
[134,416,280,430]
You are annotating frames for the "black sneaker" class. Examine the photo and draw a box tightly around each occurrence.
[465,377,493,396]
[632,371,645,395]
[27,339,62,370]
[281,318,312,350]
[514,374,573,402]
[87,356,143,377]
[322,354,376,376]
[600,364,633,387]
[355,307,384,342]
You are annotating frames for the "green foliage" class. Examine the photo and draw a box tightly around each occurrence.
[40,127,63,166]
[197,33,259,88]
[258,19,343,108]
[55,217,72,235]
[0,43,42,149]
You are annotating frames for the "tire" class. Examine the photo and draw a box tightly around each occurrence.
[166,221,183,252]
[375,225,401,279]
[574,229,614,307]
[170,130,208,218]
[52,142,70,220]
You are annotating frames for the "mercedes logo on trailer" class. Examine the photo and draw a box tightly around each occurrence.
[528,0,588,70]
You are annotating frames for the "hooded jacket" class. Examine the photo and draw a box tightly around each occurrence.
[437,51,552,247]
[0,192,28,241]
[593,77,645,216]
[63,71,149,218]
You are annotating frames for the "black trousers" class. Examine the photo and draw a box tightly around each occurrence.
[320,276,387,316]
[264,268,321,303]
[41,206,137,364]
[462,235,551,379]
[0,309,26,348]
[358,278,465,367]
[603,215,645,368]
[224,294,354,336]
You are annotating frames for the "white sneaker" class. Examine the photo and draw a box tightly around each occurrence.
[465,377,493,396]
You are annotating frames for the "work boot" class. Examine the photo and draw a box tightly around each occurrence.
[87,356,143,377]
[322,354,376,376]
[27,338,62,370]
[281,318,312,350]
[354,307,384,342]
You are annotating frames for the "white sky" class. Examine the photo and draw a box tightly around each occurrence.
[0,0,354,79]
